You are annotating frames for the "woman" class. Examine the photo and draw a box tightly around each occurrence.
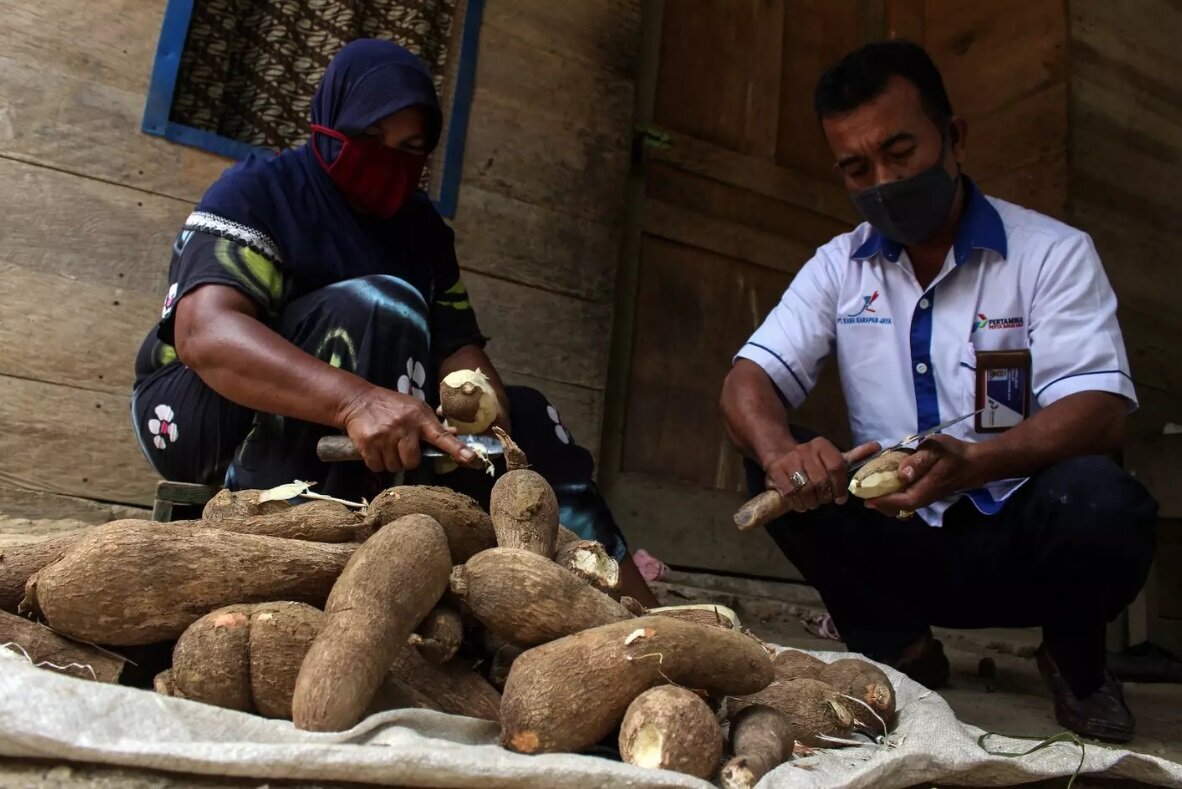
[131,39,657,605]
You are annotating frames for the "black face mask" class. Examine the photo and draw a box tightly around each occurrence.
[851,144,959,246]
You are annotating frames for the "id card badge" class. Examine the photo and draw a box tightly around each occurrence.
[975,350,1031,433]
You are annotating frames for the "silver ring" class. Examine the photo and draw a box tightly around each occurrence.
[790,470,809,490]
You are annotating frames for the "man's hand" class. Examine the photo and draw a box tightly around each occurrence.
[339,384,476,473]
[763,438,881,511]
[865,434,983,516]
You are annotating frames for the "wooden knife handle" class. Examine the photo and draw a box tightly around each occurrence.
[317,435,361,463]
[733,489,793,531]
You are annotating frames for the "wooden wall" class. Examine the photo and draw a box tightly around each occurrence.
[1067,0,1182,651]
[0,0,638,509]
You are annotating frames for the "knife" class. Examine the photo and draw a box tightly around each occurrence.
[845,408,984,475]
[733,407,983,532]
[316,434,505,464]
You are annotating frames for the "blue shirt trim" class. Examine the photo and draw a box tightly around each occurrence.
[744,342,809,399]
[909,291,940,432]
[1034,369,1134,398]
[965,487,1007,516]
[851,177,1007,266]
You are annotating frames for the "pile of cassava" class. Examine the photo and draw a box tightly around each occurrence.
[0,381,899,786]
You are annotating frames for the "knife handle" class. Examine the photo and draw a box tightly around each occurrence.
[317,435,360,463]
[733,489,794,531]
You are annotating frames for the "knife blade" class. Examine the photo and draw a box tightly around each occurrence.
[316,433,505,463]
[846,408,983,475]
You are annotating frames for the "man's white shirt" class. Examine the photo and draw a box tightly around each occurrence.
[736,179,1136,525]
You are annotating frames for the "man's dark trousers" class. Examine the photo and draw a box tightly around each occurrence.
[745,430,1157,695]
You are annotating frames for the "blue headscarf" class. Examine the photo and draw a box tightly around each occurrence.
[195,40,450,298]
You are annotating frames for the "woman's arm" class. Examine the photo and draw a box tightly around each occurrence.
[175,283,475,472]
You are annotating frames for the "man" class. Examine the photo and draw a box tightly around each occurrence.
[720,40,1157,741]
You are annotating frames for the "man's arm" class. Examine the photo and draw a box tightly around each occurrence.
[721,360,798,467]
[175,284,473,472]
[870,391,1126,514]
[437,344,512,433]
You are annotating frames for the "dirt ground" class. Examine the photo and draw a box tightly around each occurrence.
[2,512,1179,788]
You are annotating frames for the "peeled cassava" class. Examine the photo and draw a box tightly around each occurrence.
[440,368,499,434]
[847,449,914,499]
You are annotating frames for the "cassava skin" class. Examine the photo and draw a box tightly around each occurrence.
[450,548,633,647]
[554,525,582,549]
[772,649,827,680]
[620,596,647,617]
[649,606,736,630]
[487,643,523,691]
[731,677,856,747]
[553,540,620,592]
[208,501,362,542]
[202,489,291,520]
[440,370,499,434]
[362,487,495,563]
[492,426,529,472]
[2,533,87,613]
[292,514,451,731]
[720,704,795,789]
[0,609,124,683]
[389,643,502,721]
[171,604,255,711]
[489,471,559,556]
[248,602,325,718]
[819,658,897,731]
[500,616,774,754]
[408,606,464,663]
[23,522,356,645]
[619,686,723,779]
[153,669,181,697]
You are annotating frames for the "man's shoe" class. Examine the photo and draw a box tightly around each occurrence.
[1036,646,1135,743]
[892,635,951,689]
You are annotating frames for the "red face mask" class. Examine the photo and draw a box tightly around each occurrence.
[311,124,426,219]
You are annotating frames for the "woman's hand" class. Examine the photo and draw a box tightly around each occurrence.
[339,384,476,473]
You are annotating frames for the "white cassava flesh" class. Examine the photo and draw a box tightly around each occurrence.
[847,449,914,498]
[440,369,499,434]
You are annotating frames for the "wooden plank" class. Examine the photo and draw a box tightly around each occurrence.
[0,157,190,295]
[482,0,641,78]
[473,22,635,137]
[462,88,631,226]
[777,0,881,181]
[0,375,157,505]
[451,185,620,302]
[0,484,147,523]
[977,152,1066,220]
[968,82,1066,184]
[500,372,604,462]
[641,200,815,274]
[0,54,229,204]
[621,236,849,491]
[645,163,852,249]
[1069,0,1182,90]
[465,272,613,391]
[654,0,786,157]
[1126,438,1182,519]
[645,132,860,224]
[0,262,158,395]
[607,471,804,580]
[0,0,165,95]
[1069,197,1175,316]
[926,0,1067,120]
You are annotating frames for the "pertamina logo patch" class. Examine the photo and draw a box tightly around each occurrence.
[974,313,1024,332]
[839,290,892,325]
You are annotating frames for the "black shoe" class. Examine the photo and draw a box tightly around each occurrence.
[892,636,951,689]
[1036,645,1135,743]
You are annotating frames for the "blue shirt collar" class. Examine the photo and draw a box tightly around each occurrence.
[850,176,1008,266]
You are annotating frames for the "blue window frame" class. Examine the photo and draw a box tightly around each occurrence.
[141,0,484,217]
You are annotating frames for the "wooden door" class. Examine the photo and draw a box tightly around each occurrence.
[600,0,1068,579]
